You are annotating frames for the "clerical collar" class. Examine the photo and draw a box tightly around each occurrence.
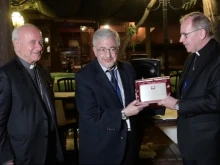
[18,57,36,69]
[195,51,200,56]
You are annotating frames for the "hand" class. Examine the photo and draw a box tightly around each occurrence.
[124,100,149,117]
[5,161,14,165]
[8,162,14,165]
[158,95,178,110]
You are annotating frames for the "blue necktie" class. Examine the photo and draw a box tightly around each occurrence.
[109,70,123,104]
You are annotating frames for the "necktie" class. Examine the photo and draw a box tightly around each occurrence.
[109,70,123,104]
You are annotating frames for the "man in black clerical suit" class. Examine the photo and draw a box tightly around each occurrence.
[0,24,63,165]
[158,12,220,165]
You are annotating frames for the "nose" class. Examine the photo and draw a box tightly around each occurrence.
[105,49,112,57]
[179,35,184,43]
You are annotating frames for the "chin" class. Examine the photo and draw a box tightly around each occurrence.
[104,63,114,69]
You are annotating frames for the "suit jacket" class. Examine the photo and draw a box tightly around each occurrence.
[0,57,63,164]
[177,39,220,160]
[75,58,137,164]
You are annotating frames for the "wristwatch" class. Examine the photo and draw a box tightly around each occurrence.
[175,101,179,110]
[121,110,127,120]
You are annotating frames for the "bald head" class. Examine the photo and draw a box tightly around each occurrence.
[12,24,44,64]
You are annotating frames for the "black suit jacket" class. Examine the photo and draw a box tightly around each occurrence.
[177,39,220,160]
[75,58,137,164]
[0,57,63,164]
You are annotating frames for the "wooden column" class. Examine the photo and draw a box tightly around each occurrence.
[0,0,13,66]
[203,0,220,42]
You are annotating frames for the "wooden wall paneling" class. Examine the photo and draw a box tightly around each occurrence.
[0,0,13,66]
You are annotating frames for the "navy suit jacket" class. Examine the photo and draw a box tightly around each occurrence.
[0,57,63,164]
[75,58,138,164]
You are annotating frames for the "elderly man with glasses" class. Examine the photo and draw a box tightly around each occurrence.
[158,12,220,165]
[75,28,149,165]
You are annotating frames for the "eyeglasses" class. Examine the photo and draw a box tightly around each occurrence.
[181,28,203,38]
[96,47,118,54]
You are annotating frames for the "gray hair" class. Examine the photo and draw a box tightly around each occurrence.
[93,28,120,47]
[12,23,40,43]
[180,12,213,37]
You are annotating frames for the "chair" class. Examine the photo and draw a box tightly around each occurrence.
[170,70,181,97]
[55,100,79,163]
[57,77,75,92]
[57,77,75,116]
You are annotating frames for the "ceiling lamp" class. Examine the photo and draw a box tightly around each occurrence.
[11,12,25,27]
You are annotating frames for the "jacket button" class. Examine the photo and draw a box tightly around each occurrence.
[121,137,124,140]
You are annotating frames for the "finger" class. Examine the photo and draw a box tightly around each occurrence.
[158,101,163,105]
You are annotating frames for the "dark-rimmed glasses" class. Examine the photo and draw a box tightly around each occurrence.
[181,28,203,38]
[96,47,118,54]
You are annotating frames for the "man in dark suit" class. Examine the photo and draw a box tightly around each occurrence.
[75,28,149,164]
[158,12,220,165]
[0,24,63,165]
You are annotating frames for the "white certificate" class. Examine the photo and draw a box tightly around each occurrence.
[139,82,167,102]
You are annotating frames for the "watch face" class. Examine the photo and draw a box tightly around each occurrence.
[122,115,127,120]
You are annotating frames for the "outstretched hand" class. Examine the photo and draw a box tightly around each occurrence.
[124,100,149,117]
[158,95,178,110]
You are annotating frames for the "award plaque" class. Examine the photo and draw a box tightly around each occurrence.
[135,76,171,103]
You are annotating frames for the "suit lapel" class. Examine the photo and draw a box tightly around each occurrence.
[181,39,216,96]
[118,62,130,106]
[14,58,42,101]
[14,58,54,120]
[36,66,57,123]
[94,59,123,107]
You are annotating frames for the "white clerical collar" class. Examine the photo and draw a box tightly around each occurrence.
[29,63,36,69]
[195,51,200,56]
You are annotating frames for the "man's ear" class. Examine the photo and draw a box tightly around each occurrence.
[93,46,97,57]
[200,29,207,40]
[13,39,19,48]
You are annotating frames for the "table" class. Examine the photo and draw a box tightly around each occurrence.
[153,108,178,143]
[154,108,177,121]
[50,72,75,79]
[54,92,75,99]
[54,92,76,121]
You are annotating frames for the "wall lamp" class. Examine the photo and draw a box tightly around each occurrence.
[11,12,25,27]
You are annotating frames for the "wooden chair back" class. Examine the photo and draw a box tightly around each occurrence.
[57,77,75,92]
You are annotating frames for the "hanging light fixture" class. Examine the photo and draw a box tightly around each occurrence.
[11,12,25,27]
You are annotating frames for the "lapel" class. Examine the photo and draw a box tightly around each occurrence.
[14,57,55,120]
[117,62,131,106]
[178,53,195,97]
[179,53,195,88]
[93,59,124,107]
[181,39,217,97]
[14,57,42,102]
[36,65,56,120]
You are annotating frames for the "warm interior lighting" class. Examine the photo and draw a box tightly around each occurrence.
[150,27,155,32]
[11,12,25,27]
[68,40,79,47]
[103,25,109,29]
[80,26,87,31]
[44,37,49,43]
